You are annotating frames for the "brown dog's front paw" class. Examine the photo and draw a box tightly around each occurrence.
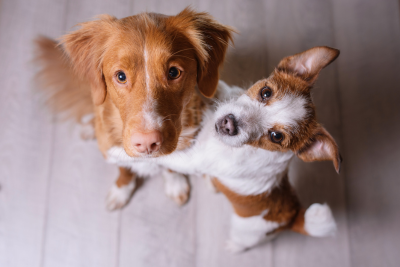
[163,170,190,206]
[105,180,135,211]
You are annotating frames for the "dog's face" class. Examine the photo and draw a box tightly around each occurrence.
[215,47,342,172]
[62,8,233,157]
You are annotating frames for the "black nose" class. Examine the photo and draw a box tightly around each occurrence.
[217,114,238,136]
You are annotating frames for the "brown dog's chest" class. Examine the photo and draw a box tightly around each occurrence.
[213,176,301,228]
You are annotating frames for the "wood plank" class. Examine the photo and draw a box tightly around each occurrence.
[40,1,133,267]
[260,1,351,266]
[194,1,274,266]
[0,0,67,266]
[332,0,400,266]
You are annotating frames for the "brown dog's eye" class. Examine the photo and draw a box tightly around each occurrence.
[116,71,127,84]
[270,131,284,143]
[168,67,181,79]
[260,86,272,100]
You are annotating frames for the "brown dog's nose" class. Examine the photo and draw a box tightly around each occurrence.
[217,114,238,136]
[131,131,163,154]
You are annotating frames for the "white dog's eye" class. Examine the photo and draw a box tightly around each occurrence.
[270,131,284,143]
[260,86,272,101]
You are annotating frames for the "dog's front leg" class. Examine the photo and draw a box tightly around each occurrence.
[106,167,136,211]
[162,169,190,206]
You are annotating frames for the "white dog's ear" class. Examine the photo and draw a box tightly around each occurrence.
[296,125,342,173]
[277,46,339,84]
[173,8,235,98]
[61,15,117,105]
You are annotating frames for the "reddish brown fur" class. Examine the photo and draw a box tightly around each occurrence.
[116,167,136,187]
[213,176,302,234]
[35,9,234,196]
[60,9,233,158]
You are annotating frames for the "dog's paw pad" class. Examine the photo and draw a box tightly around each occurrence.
[105,181,135,211]
[225,240,246,254]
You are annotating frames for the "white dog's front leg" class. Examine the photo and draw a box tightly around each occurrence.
[162,169,190,206]
[226,212,280,253]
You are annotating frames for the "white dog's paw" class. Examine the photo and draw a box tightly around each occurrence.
[163,170,190,206]
[203,174,219,193]
[106,180,136,211]
[225,239,247,254]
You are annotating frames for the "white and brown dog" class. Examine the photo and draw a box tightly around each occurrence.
[108,46,341,252]
[35,8,234,210]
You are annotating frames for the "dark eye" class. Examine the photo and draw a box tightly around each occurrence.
[168,67,181,79]
[260,86,272,100]
[270,131,284,143]
[116,71,127,84]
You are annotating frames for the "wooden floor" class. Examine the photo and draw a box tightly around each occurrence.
[0,0,399,266]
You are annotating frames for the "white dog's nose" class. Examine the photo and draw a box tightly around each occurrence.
[216,114,238,136]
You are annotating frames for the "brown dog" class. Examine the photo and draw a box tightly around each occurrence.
[35,8,234,209]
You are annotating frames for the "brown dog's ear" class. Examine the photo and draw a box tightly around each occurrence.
[61,15,117,105]
[296,125,342,173]
[174,8,235,98]
[277,46,340,84]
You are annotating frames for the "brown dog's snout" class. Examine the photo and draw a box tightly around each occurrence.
[216,114,238,136]
[131,131,163,154]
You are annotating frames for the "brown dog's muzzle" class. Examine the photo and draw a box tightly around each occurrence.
[131,130,163,154]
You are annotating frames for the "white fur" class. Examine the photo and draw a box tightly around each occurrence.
[215,92,308,147]
[227,212,280,253]
[144,46,150,92]
[203,174,218,193]
[162,169,190,206]
[141,46,163,130]
[304,203,337,237]
[106,180,136,211]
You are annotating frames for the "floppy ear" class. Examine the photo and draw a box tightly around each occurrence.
[175,8,235,98]
[296,125,342,173]
[277,46,340,84]
[61,15,116,105]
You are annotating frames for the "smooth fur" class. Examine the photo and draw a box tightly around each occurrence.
[35,8,234,209]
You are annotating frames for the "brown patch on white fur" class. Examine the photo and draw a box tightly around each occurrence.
[213,176,302,232]
[246,47,342,173]
[116,167,136,187]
